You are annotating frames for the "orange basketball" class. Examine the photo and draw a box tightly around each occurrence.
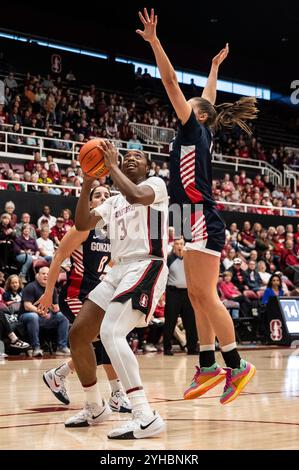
[79,138,109,178]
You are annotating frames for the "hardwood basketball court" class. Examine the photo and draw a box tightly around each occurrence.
[1,348,298,450]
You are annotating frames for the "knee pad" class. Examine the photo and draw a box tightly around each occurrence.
[93,340,111,365]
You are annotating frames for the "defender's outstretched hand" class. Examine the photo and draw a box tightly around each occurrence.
[136,8,158,43]
[212,43,229,68]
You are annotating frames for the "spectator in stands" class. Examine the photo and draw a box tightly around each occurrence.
[159,162,169,180]
[148,161,156,177]
[65,70,76,82]
[4,201,17,226]
[240,221,255,250]
[261,249,277,273]
[222,247,237,271]
[3,274,23,316]
[38,168,52,185]
[261,274,284,305]
[42,74,54,91]
[8,122,23,152]
[7,173,25,192]
[218,271,251,316]
[26,151,43,173]
[44,154,59,172]
[50,217,67,247]
[61,209,74,231]
[127,133,143,150]
[0,213,15,252]
[37,206,56,229]
[4,73,18,90]
[14,224,40,283]
[19,265,69,357]
[36,226,55,263]
[0,310,29,356]
[28,172,40,192]
[284,198,296,216]
[230,258,252,295]
[47,163,61,185]
[257,260,271,287]
[15,213,37,239]
[245,260,264,298]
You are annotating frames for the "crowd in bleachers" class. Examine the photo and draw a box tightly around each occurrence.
[1,70,299,173]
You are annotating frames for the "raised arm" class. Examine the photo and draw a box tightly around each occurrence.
[75,176,102,231]
[35,227,89,314]
[136,8,191,125]
[201,43,229,105]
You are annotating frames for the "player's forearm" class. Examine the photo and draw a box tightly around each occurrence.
[108,164,142,205]
[150,38,178,86]
[75,180,93,230]
[44,254,63,297]
[202,64,218,105]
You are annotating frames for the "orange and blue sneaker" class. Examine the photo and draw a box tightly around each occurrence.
[184,363,226,400]
[220,359,256,405]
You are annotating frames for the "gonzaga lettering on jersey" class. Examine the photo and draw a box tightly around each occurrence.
[169,110,214,206]
[93,176,168,261]
[66,229,111,302]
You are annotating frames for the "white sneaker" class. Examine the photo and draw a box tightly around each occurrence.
[33,348,43,357]
[56,347,71,356]
[108,410,165,439]
[64,400,112,428]
[109,390,132,413]
[144,343,158,353]
[43,368,70,405]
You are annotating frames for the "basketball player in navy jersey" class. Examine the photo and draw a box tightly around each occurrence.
[36,185,131,413]
[137,8,257,404]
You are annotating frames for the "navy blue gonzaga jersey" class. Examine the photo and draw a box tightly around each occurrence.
[66,228,111,302]
[169,110,215,206]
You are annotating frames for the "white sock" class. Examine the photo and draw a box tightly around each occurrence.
[128,389,152,417]
[8,332,18,343]
[221,342,237,352]
[83,381,102,407]
[109,379,121,394]
[200,344,215,352]
[55,363,71,378]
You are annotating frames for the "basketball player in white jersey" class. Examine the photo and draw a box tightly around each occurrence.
[65,143,169,439]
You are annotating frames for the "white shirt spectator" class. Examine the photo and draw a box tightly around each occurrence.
[36,237,55,256]
[37,214,57,229]
[83,94,94,109]
[159,168,170,179]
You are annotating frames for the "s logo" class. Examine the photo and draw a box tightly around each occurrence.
[139,293,149,308]
[270,319,283,341]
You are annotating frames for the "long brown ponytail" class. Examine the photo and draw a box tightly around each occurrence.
[214,97,259,134]
[189,96,259,135]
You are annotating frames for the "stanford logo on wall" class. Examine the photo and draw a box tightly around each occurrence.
[270,319,283,341]
[51,54,62,73]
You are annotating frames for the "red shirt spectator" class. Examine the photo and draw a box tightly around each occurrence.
[50,218,67,246]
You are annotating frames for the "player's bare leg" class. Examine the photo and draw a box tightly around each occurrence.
[183,251,255,403]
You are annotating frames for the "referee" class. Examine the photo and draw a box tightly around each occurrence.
[163,238,198,355]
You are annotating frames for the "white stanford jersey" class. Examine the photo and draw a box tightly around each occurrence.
[93,177,168,261]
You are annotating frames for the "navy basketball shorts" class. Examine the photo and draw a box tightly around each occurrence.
[184,205,226,257]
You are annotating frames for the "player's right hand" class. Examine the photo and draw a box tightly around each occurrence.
[136,8,158,43]
[35,292,52,316]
